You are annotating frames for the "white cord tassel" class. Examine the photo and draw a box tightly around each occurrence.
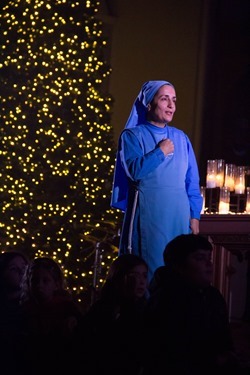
[127,190,138,254]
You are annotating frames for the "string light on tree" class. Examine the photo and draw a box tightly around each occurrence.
[0,0,121,307]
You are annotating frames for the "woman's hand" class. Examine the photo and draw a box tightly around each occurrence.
[190,218,199,234]
[158,138,174,156]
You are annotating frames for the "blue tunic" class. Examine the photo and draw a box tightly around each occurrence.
[113,122,202,281]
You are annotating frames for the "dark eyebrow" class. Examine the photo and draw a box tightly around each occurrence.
[159,94,177,100]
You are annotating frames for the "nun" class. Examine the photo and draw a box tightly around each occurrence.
[111,80,202,281]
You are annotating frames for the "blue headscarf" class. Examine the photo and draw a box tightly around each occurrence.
[124,80,174,129]
[111,80,174,211]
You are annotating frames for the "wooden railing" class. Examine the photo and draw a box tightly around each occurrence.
[200,214,250,320]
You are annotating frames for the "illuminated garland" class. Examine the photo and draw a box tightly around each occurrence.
[0,0,122,307]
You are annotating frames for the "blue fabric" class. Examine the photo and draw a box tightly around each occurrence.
[110,81,202,280]
[118,123,202,280]
[111,80,173,211]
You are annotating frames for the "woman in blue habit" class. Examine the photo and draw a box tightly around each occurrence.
[111,80,203,281]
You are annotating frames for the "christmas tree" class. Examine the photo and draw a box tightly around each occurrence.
[0,0,122,307]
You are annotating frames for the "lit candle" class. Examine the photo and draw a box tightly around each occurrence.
[224,176,235,191]
[216,159,225,188]
[206,160,217,188]
[219,186,230,214]
[216,173,224,188]
[224,164,235,192]
[235,182,245,194]
[206,174,216,188]
[219,201,229,214]
[235,166,245,194]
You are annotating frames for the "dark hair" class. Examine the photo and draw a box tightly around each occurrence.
[163,234,213,266]
[0,251,29,294]
[107,254,148,281]
[100,254,148,301]
[27,257,64,285]
[20,257,66,304]
[0,251,28,271]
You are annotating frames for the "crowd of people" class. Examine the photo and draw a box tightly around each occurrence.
[0,252,82,375]
[0,234,249,375]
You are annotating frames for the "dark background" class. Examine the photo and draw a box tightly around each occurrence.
[200,0,250,183]
[101,0,250,185]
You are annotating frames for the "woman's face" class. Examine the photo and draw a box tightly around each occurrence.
[29,268,59,303]
[126,264,148,299]
[147,84,176,126]
[4,256,27,290]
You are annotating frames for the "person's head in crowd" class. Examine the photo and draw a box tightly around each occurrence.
[0,250,29,301]
[163,233,213,288]
[21,256,67,304]
[101,254,148,302]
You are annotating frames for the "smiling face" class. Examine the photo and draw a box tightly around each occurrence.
[147,84,176,127]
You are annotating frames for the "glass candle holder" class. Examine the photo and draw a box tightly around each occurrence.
[235,166,245,194]
[206,160,217,188]
[245,166,250,188]
[224,163,235,192]
[246,187,250,213]
[219,187,230,214]
[216,159,225,188]
[200,186,206,214]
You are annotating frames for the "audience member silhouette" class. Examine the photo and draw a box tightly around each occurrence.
[143,233,242,375]
[19,256,82,375]
[0,250,29,375]
[73,253,149,375]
